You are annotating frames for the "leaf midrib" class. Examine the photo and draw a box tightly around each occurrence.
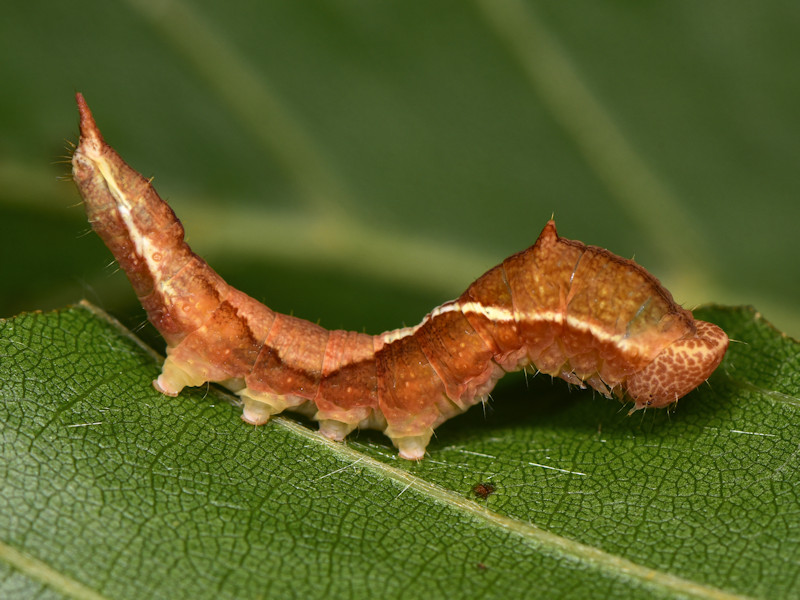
[275,405,752,600]
[0,540,111,600]
[78,303,751,598]
[0,306,759,600]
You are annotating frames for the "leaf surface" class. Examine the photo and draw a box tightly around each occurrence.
[1,303,797,599]
[2,1,800,597]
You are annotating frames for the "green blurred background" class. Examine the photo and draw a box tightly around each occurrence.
[2,0,798,346]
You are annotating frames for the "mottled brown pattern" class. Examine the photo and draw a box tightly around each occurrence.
[625,321,726,405]
[71,94,729,459]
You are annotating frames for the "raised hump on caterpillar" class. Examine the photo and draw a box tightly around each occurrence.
[70,93,729,460]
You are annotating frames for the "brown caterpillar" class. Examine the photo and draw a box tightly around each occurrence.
[70,94,728,460]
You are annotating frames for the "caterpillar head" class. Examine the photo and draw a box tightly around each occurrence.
[625,320,728,409]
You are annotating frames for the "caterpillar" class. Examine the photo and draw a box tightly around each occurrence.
[70,93,728,460]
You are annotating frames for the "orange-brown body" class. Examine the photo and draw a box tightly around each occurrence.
[71,94,728,459]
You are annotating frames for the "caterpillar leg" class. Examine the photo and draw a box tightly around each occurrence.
[318,419,358,441]
[154,355,213,397]
[240,397,277,426]
[238,388,302,426]
[390,431,434,461]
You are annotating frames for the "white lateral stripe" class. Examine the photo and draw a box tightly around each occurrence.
[380,299,647,357]
[423,301,639,353]
[92,153,163,274]
[430,301,516,322]
[379,325,421,343]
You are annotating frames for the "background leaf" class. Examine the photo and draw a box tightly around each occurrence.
[1,302,797,599]
[0,0,798,340]
[2,2,799,598]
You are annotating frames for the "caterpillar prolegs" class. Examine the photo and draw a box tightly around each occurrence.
[70,94,728,460]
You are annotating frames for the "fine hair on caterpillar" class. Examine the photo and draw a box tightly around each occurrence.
[70,93,729,460]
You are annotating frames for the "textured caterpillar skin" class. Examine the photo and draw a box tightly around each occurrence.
[71,94,728,460]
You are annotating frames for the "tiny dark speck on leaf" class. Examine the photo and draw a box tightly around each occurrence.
[472,482,496,499]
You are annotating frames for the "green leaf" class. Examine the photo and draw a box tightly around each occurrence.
[3,2,800,597]
[1,302,797,599]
